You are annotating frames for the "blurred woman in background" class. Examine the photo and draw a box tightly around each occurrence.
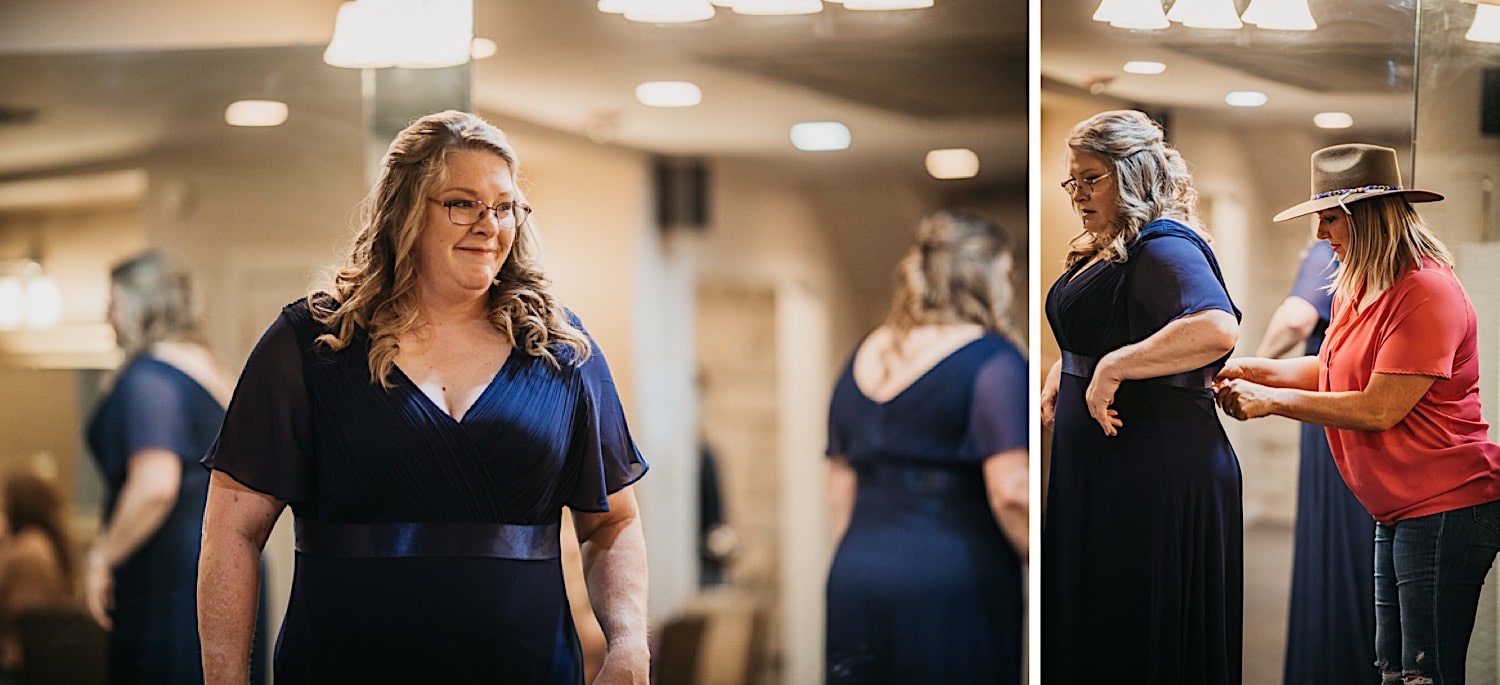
[86,250,260,684]
[824,208,1028,685]
[0,468,77,680]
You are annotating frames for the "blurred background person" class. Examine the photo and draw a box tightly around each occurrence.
[85,250,260,684]
[198,110,650,684]
[823,208,1027,685]
[1255,240,1375,684]
[1040,109,1242,685]
[0,468,77,682]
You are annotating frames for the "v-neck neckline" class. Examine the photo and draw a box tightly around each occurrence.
[851,335,986,407]
[392,347,520,425]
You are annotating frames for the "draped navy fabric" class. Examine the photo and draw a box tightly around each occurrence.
[1042,219,1244,685]
[1282,240,1376,684]
[824,333,1026,685]
[87,357,265,685]
[204,299,647,684]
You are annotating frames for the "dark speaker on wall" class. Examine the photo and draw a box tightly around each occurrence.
[1483,69,1500,136]
[654,158,709,231]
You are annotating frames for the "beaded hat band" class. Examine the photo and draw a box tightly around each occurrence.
[1272,144,1443,222]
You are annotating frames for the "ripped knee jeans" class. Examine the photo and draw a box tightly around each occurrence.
[1374,499,1500,684]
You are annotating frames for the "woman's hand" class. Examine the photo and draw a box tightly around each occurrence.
[1215,378,1280,421]
[1085,352,1125,437]
[1214,357,1254,384]
[1040,360,1061,430]
[593,637,650,684]
[84,547,113,631]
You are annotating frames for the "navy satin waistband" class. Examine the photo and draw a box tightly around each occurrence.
[857,462,983,497]
[294,520,561,560]
[1061,350,1215,390]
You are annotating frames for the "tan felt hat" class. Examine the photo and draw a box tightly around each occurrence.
[1272,143,1443,222]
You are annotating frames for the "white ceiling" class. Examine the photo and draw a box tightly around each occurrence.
[0,0,1027,189]
[1041,0,1432,139]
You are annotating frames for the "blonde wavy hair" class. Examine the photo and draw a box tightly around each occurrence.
[109,250,204,358]
[881,209,1018,369]
[1330,195,1452,297]
[312,110,590,387]
[1064,109,1207,268]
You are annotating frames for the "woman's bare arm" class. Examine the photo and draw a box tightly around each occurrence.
[199,471,283,685]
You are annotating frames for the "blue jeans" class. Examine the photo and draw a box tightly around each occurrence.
[1374,499,1500,684]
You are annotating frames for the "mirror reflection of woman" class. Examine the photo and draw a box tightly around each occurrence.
[1041,110,1243,684]
[823,209,1027,685]
[86,250,263,684]
[1217,143,1500,685]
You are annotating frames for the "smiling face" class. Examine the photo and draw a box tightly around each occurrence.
[1315,208,1352,259]
[1066,148,1117,235]
[415,148,519,304]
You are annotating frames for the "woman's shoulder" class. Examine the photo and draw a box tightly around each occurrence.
[1130,228,1211,267]
[976,331,1026,363]
[1390,259,1466,305]
[1394,259,1462,295]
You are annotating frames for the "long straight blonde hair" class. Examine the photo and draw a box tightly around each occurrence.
[313,110,590,387]
[1332,195,1452,297]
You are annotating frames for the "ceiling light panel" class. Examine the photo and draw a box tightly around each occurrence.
[635,81,703,107]
[790,121,851,151]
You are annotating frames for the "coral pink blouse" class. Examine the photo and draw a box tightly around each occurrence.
[1320,258,1500,524]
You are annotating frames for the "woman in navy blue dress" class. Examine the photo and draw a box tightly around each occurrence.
[85,250,264,684]
[1255,241,1375,684]
[1040,110,1243,684]
[197,111,650,684]
[824,209,1028,684]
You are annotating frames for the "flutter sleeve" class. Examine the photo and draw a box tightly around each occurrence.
[201,304,315,504]
[965,341,1029,458]
[1128,234,1238,332]
[563,324,649,513]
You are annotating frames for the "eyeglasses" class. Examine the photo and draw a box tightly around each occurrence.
[1060,171,1112,196]
[429,198,532,228]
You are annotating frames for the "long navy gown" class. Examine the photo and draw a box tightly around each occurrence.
[1281,241,1375,684]
[824,332,1027,685]
[204,299,647,684]
[87,356,265,685]
[1042,219,1244,684]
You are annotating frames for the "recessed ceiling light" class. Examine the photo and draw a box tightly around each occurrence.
[1313,112,1354,129]
[225,100,288,127]
[925,149,980,180]
[470,38,498,60]
[1122,61,1166,75]
[790,122,851,152]
[635,81,702,108]
[1224,91,1268,107]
